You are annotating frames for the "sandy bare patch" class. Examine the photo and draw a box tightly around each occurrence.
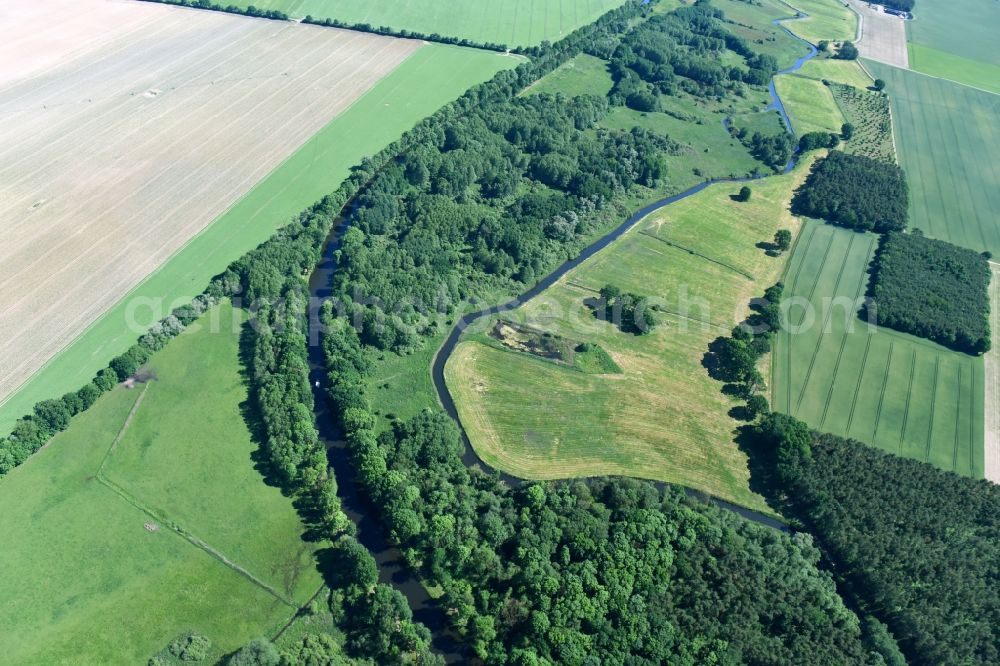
[0,0,420,405]
[984,262,1000,484]
[847,0,909,68]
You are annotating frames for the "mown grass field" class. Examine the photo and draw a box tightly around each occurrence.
[864,61,1000,257]
[907,0,1000,69]
[784,0,857,44]
[525,53,614,98]
[231,0,626,48]
[796,57,872,88]
[445,158,818,512]
[0,44,517,433]
[774,74,845,136]
[772,221,984,477]
[907,43,1000,95]
[0,303,319,663]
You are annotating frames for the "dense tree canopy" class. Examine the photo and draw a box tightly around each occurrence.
[752,424,1000,666]
[866,231,991,353]
[791,151,908,232]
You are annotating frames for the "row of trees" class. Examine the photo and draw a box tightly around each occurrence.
[866,231,992,353]
[791,151,909,232]
[749,417,998,665]
[704,283,784,419]
[137,0,289,21]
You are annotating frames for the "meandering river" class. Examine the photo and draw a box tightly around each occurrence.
[305,18,817,661]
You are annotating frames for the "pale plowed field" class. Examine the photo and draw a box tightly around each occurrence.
[0,0,420,404]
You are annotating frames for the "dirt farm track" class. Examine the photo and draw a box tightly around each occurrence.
[0,0,420,405]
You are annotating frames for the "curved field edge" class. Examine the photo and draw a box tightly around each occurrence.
[0,43,518,432]
[444,162,818,514]
[0,303,315,664]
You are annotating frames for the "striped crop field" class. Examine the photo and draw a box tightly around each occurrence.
[864,61,1000,257]
[772,221,984,477]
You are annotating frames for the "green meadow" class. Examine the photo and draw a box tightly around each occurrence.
[230,0,626,48]
[772,221,984,477]
[774,74,845,136]
[907,0,1000,69]
[907,43,1000,95]
[524,53,614,98]
[795,57,872,89]
[864,61,1000,257]
[0,44,517,433]
[445,158,818,512]
[0,303,320,663]
[714,0,813,68]
[783,0,857,44]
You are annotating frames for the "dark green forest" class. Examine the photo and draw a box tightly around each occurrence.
[791,151,908,232]
[750,420,1000,666]
[867,231,991,354]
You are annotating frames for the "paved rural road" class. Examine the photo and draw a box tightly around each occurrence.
[847,0,909,68]
[984,262,1000,484]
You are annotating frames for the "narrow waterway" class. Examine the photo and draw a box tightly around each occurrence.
[306,17,816,662]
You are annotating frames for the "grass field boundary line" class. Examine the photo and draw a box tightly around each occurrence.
[924,356,940,462]
[970,360,979,478]
[899,348,917,455]
[660,309,730,333]
[565,279,600,294]
[794,233,856,412]
[0,43,433,418]
[864,57,1000,98]
[94,473,298,608]
[844,333,873,436]
[871,341,894,443]
[953,364,964,471]
[97,385,149,478]
[637,230,755,280]
[271,582,329,643]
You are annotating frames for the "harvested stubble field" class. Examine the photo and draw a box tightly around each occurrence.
[0,0,420,409]
[445,158,818,512]
[772,221,984,477]
[0,303,319,663]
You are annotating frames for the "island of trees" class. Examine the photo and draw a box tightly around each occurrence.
[866,231,991,354]
[791,151,909,233]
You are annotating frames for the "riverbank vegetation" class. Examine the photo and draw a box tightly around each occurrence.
[771,221,984,477]
[748,421,1000,666]
[867,232,991,354]
[445,163,813,507]
[324,318,879,662]
[791,151,908,233]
